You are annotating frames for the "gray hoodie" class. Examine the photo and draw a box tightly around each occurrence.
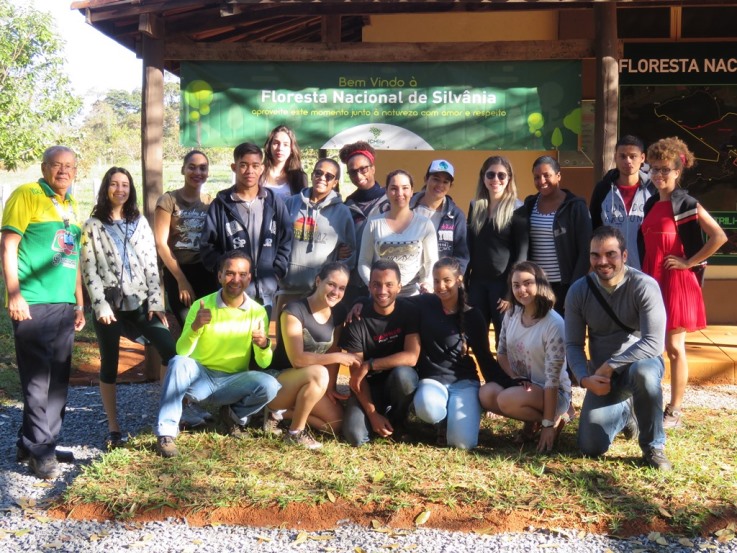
[282,188,356,294]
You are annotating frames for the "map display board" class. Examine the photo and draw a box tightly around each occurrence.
[619,43,737,263]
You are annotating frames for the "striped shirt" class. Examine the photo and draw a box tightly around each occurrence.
[529,200,561,282]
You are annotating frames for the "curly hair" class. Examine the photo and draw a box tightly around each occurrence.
[338,141,376,165]
[647,136,695,185]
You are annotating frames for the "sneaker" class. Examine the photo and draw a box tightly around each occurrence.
[156,436,179,458]
[622,409,639,441]
[263,407,284,436]
[17,447,74,464]
[219,405,250,439]
[284,429,322,450]
[663,404,682,429]
[643,448,672,471]
[29,456,60,479]
[104,431,127,450]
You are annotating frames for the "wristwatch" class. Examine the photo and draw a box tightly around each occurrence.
[367,358,375,372]
[541,419,555,428]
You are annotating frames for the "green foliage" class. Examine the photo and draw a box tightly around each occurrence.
[0,3,80,170]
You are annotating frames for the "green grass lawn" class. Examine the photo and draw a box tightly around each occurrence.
[60,408,737,537]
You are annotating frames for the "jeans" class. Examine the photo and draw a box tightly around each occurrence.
[343,365,418,447]
[156,355,281,437]
[578,356,665,457]
[413,378,481,450]
[13,304,75,460]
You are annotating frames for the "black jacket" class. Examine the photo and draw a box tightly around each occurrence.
[200,186,292,302]
[523,190,592,286]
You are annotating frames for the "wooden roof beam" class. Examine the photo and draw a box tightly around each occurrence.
[166,38,598,62]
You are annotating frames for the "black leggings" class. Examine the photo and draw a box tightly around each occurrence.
[93,304,176,384]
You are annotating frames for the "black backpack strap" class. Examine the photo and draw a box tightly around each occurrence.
[586,274,635,334]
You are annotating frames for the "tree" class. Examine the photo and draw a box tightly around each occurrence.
[0,3,80,170]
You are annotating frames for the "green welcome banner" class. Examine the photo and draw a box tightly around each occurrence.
[180,61,582,150]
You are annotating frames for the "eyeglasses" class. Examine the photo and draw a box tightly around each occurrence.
[312,169,336,182]
[484,171,508,181]
[48,162,77,172]
[650,167,674,176]
[347,165,372,178]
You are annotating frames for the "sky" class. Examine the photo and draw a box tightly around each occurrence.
[31,0,144,97]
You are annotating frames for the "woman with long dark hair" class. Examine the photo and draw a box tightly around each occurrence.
[261,125,308,197]
[466,155,528,345]
[81,167,176,449]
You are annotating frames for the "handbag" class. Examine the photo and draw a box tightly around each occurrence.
[585,274,635,334]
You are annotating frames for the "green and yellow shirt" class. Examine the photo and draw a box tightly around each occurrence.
[1,179,81,305]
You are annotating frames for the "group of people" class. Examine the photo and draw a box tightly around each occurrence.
[2,128,725,479]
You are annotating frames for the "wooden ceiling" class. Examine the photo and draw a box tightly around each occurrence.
[70,1,737,73]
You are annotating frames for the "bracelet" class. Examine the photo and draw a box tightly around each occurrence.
[368,358,374,372]
[260,338,271,350]
[73,305,84,311]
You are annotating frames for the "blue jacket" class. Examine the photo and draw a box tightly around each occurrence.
[200,186,292,304]
[589,168,655,270]
[410,191,470,274]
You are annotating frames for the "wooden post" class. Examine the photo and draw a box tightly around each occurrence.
[141,28,165,381]
[593,3,619,181]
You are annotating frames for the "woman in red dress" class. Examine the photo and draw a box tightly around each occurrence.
[640,137,726,429]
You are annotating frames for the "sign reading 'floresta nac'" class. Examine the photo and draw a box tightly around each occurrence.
[180,61,581,151]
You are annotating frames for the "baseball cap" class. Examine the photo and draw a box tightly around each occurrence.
[427,159,455,179]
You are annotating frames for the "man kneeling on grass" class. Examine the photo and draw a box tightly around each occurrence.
[154,250,280,457]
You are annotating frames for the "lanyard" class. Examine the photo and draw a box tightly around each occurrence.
[49,196,75,229]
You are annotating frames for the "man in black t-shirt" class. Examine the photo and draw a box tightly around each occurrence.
[340,259,420,446]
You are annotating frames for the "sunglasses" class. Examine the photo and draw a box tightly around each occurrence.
[484,171,508,181]
[313,169,336,182]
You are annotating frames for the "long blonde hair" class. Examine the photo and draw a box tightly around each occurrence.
[469,156,518,234]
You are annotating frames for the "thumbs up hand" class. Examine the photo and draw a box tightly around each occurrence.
[252,317,269,349]
[192,299,212,331]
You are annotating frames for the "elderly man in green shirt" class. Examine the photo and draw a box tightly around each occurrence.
[1,146,86,479]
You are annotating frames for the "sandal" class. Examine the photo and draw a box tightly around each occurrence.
[104,431,126,450]
[553,417,567,444]
[512,421,540,444]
